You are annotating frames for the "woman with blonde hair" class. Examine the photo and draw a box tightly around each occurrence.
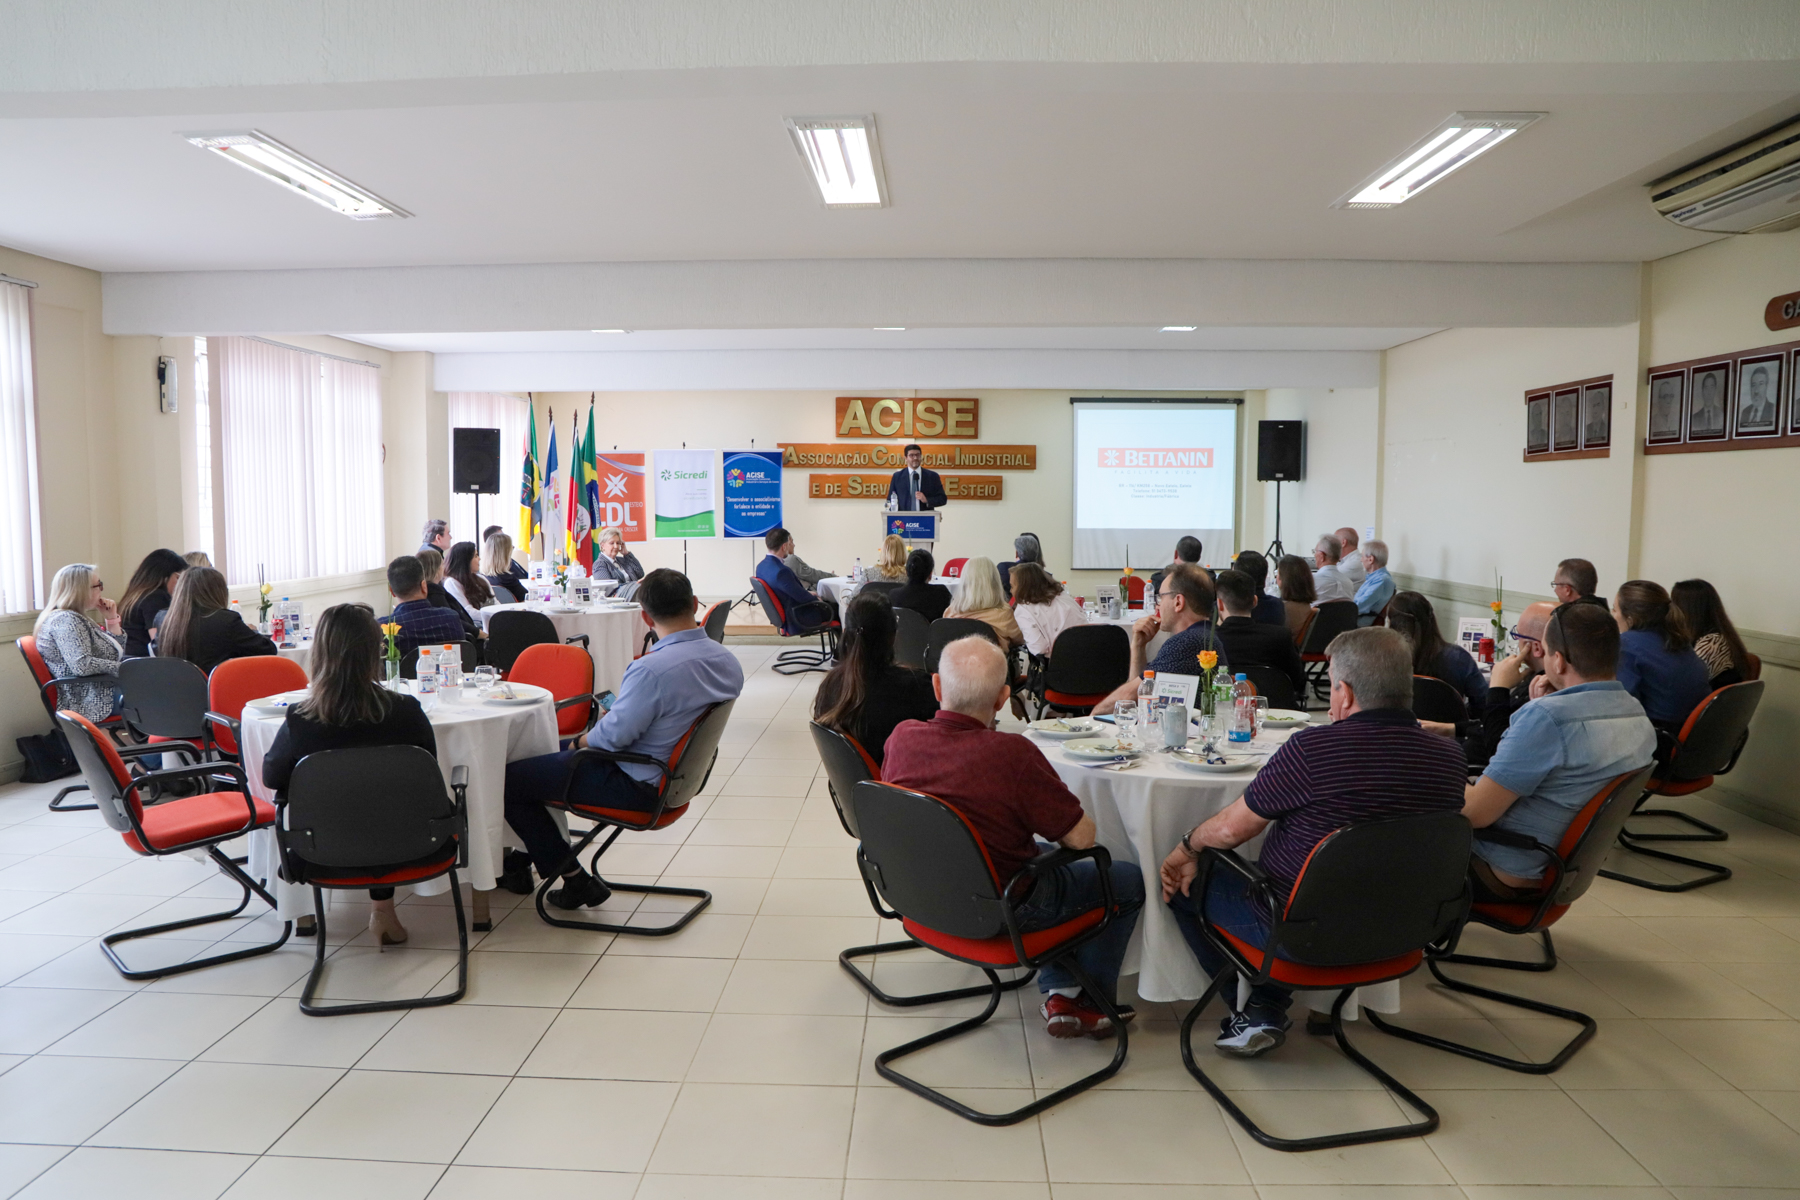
[945,555,1024,653]
[871,534,908,581]
[33,564,124,721]
[418,547,481,641]
[158,567,276,674]
[482,531,526,603]
[183,551,213,569]
[591,528,645,598]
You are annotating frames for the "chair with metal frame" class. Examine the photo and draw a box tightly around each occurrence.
[1240,664,1299,713]
[19,635,155,811]
[750,577,840,675]
[533,699,734,935]
[923,617,1001,675]
[852,778,1132,1126]
[58,710,291,980]
[1411,675,1468,726]
[203,655,310,764]
[701,601,730,643]
[274,746,470,1016]
[1180,811,1472,1151]
[892,607,930,670]
[941,558,968,578]
[1117,574,1147,609]
[400,641,479,679]
[1299,601,1360,702]
[809,723,1038,1008]
[119,656,215,767]
[1599,681,1762,892]
[1030,623,1130,718]
[1368,765,1654,1073]
[487,608,589,677]
[509,642,600,749]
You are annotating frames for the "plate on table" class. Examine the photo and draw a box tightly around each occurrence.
[1261,710,1310,727]
[1170,749,1262,773]
[1027,718,1101,740]
[482,681,550,706]
[244,691,308,716]
[1062,738,1143,761]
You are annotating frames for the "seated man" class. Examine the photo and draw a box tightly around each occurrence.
[1552,557,1609,611]
[383,554,468,655]
[1335,526,1366,588]
[1093,564,1228,714]
[501,569,745,907]
[419,518,451,556]
[1310,535,1354,604]
[884,637,1144,1039]
[1445,600,1557,759]
[1352,539,1396,626]
[1230,549,1288,627]
[1213,569,1306,703]
[782,549,836,590]
[1149,535,1203,599]
[1463,603,1655,900]
[755,526,836,632]
[1159,628,1467,1057]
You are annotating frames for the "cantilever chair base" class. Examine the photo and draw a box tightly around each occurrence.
[102,845,293,980]
[531,822,712,936]
[1368,955,1596,1075]
[300,873,469,1016]
[1625,806,1729,842]
[49,783,97,812]
[1436,927,1557,973]
[1598,833,1733,892]
[839,937,1036,1007]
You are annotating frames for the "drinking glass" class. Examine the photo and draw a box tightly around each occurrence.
[471,665,498,694]
[1252,697,1270,739]
[1114,701,1138,752]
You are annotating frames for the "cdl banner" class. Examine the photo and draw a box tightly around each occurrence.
[594,452,647,543]
[722,450,783,539]
[1098,447,1215,468]
[654,449,717,538]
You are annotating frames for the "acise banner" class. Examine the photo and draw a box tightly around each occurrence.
[654,449,717,538]
[722,450,783,539]
[594,452,647,543]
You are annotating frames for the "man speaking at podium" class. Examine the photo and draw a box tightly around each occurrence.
[888,444,948,511]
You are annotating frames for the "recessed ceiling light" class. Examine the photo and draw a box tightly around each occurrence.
[181,130,410,219]
[785,116,889,207]
[1334,112,1544,208]
[1162,325,1199,332]
[590,329,631,334]
[873,327,907,331]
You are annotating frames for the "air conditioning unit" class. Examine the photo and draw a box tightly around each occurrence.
[1649,115,1800,234]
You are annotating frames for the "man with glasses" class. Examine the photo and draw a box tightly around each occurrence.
[1551,558,1607,610]
[1093,563,1226,715]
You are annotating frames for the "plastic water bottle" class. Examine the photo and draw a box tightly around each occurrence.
[1229,673,1255,743]
[279,598,296,647]
[439,644,463,691]
[415,647,439,710]
[853,557,864,583]
[1136,671,1158,744]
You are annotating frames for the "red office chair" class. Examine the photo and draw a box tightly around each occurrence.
[941,558,968,578]
[18,635,159,811]
[750,577,839,675]
[510,642,599,748]
[58,711,290,980]
[204,655,308,761]
[1117,574,1146,609]
[534,699,734,936]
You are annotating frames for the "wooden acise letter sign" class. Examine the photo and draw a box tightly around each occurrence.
[809,473,1003,500]
[835,397,980,439]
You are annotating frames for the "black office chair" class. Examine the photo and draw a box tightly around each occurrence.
[751,578,839,675]
[701,601,731,643]
[859,580,902,599]
[1411,675,1468,726]
[892,608,930,670]
[1031,624,1130,718]
[1298,600,1360,702]
[400,641,479,679]
[275,746,469,1016]
[118,657,212,767]
[488,609,589,676]
[923,618,1002,675]
[1239,664,1298,713]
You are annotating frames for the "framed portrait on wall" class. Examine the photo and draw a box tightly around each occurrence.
[1791,349,1800,435]
[1580,382,1612,448]
[1647,370,1686,445]
[1552,388,1581,452]
[1525,392,1551,453]
[1733,354,1782,437]
[1688,362,1731,441]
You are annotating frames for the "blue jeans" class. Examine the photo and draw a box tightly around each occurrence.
[503,749,658,877]
[1011,854,1144,1002]
[1168,868,1296,1021]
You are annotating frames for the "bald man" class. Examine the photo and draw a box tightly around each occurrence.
[1425,600,1558,763]
[1335,527,1366,588]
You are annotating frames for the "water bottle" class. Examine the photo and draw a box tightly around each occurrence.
[1136,671,1158,744]
[1229,673,1255,743]
[416,647,439,706]
[439,644,463,691]
[279,598,296,647]
[853,557,864,583]
[887,492,897,511]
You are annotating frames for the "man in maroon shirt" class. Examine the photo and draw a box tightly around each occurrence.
[1159,627,1467,1058]
[884,636,1145,1039]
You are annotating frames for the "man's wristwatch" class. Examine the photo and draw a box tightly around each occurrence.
[1180,828,1202,859]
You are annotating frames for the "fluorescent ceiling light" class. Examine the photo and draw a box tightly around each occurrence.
[181,130,410,219]
[873,326,907,331]
[590,329,631,334]
[1162,325,1198,332]
[785,116,889,207]
[1335,112,1544,208]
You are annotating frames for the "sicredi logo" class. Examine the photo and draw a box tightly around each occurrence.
[1099,448,1214,468]
[660,469,707,480]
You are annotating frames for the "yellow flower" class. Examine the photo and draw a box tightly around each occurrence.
[1198,650,1219,671]
[1489,601,1504,614]
[381,622,401,637]
[260,583,273,597]
[1121,566,1134,576]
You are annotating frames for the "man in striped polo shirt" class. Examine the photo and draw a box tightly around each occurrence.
[1159,627,1468,1058]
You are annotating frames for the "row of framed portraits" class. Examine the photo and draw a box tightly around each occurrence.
[1524,374,1611,461]
[1644,336,1800,454]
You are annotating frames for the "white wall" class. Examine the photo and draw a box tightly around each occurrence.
[1246,388,1380,563]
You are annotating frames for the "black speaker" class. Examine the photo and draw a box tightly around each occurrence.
[453,427,501,494]
[1257,420,1304,481]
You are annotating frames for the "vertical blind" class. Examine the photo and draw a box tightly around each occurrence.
[215,337,385,586]
[0,281,43,615]
[447,391,529,547]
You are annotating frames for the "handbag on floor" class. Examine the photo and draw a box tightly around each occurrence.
[16,728,78,782]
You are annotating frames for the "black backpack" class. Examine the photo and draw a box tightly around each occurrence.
[16,727,78,783]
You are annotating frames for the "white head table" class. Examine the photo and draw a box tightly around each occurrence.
[815,574,961,610]
[485,599,643,696]
[1030,720,1401,1017]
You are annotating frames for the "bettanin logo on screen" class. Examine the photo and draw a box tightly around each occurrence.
[1099,448,1214,467]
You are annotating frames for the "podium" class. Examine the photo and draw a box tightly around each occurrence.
[881,510,939,548]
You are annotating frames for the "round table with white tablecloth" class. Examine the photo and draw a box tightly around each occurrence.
[1029,720,1402,1018]
[1083,607,1169,659]
[276,639,312,677]
[240,685,561,918]
[816,574,961,611]
[484,600,642,696]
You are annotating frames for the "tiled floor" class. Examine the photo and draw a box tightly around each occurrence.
[2,642,1799,1197]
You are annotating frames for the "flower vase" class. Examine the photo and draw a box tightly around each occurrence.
[1199,676,1217,717]
[384,659,401,687]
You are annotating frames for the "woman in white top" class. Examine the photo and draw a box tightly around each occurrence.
[443,541,495,631]
[33,563,124,721]
[1009,562,1089,658]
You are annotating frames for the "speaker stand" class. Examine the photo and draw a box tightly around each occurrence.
[1264,480,1286,563]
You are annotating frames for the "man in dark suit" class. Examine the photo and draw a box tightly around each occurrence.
[755,527,836,634]
[1213,569,1307,706]
[1149,535,1203,599]
[886,444,947,511]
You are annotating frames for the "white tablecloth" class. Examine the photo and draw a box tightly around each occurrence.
[276,641,311,677]
[1032,724,1401,1016]
[241,686,561,918]
[1085,610,1170,659]
[486,601,642,696]
[817,575,961,610]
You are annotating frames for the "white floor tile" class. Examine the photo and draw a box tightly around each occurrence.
[47,989,265,1059]
[518,1007,709,1080]
[199,998,404,1068]
[12,1146,252,1200]
[358,1003,558,1075]
[219,1155,445,1200]
[426,1164,639,1199]
[0,1144,71,1198]
[566,953,734,1011]
[648,1082,855,1177]
[0,1054,183,1144]
[92,1060,343,1153]
[271,1069,509,1164]
[455,1076,679,1172]
[0,986,132,1053]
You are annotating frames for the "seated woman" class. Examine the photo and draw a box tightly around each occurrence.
[889,549,952,622]
[869,534,908,581]
[184,551,213,568]
[482,525,528,583]
[261,604,437,947]
[1275,554,1316,641]
[417,547,482,642]
[483,532,527,604]
[591,527,645,599]
[945,556,1025,655]
[157,567,277,674]
[33,563,124,721]
[1672,578,1751,686]
[812,591,937,767]
[117,548,189,658]
[443,541,495,632]
[1614,580,1712,729]
[1386,590,1486,719]
[1010,562,1088,659]
[996,532,1042,601]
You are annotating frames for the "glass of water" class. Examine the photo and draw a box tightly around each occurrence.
[1113,701,1138,752]
[471,665,498,694]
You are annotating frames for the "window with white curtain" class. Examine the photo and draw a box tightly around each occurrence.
[447,391,529,548]
[0,279,44,615]
[212,336,385,586]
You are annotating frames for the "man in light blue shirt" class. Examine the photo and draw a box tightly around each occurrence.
[1463,603,1655,897]
[503,568,743,909]
[1352,539,1396,626]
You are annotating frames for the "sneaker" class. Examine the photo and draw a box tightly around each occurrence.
[1041,993,1137,1039]
[547,871,612,910]
[1215,1010,1290,1058]
[497,850,536,896]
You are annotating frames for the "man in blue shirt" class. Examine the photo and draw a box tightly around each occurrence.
[502,568,744,908]
[383,555,468,653]
[755,527,836,633]
[1093,564,1227,714]
[1464,603,1655,899]
[1352,540,1396,626]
